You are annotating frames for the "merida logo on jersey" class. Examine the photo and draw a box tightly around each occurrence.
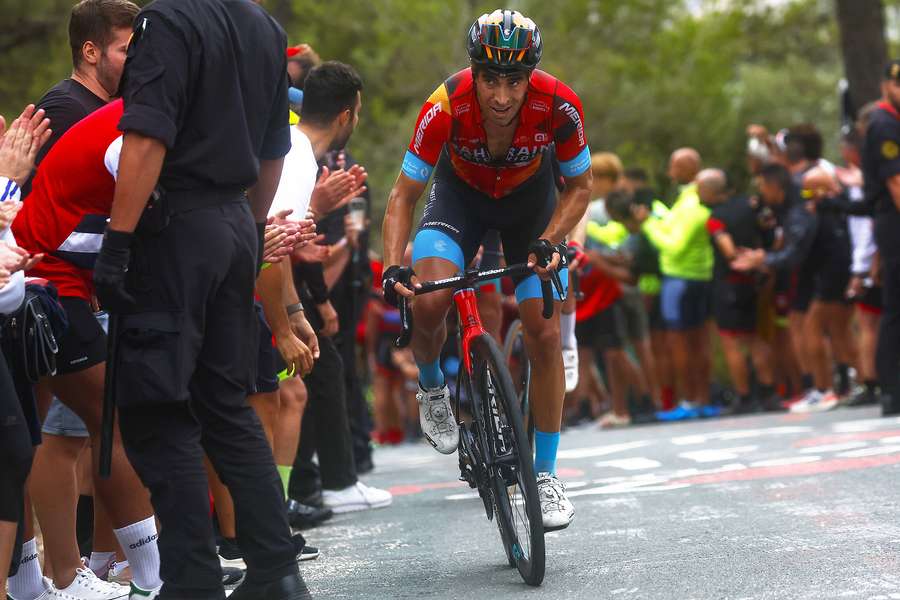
[130,534,159,549]
[414,103,443,153]
[558,102,585,146]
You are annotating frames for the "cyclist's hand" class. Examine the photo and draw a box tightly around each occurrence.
[527,239,560,281]
[567,241,585,270]
[382,265,419,307]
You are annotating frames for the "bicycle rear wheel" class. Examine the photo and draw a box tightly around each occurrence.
[503,319,534,449]
[470,334,545,586]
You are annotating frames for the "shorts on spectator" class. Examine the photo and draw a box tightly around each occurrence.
[660,277,712,330]
[619,287,649,340]
[714,277,757,335]
[857,284,883,314]
[813,262,850,304]
[41,398,89,438]
[576,301,626,351]
[645,293,665,331]
[55,297,107,375]
[253,303,280,395]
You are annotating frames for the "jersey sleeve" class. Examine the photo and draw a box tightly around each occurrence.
[402,84,452,183]
[551,81,590,178]
[868,121,900,182]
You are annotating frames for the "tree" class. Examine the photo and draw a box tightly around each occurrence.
[835,0,887,114]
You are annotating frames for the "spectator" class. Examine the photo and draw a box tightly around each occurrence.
[697,168,777,412]
[638,148,716,419]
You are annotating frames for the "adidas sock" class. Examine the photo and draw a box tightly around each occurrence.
[533,429,560,475]
[417,358,445,390]
[277,465,293,499]
[8,538,45,600]
[114,516,162,591]
[89,551,116,579]
[560,311,577,351]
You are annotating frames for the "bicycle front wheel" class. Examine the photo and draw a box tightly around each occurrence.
[470,334,545,586]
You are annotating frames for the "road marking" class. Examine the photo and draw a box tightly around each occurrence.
[750,456,822,468]
[833,417,900,433]
[679,446,758,463]
[595,457,662,470]
[837,445,900,458]
[798,441,869,454]
[671,427,811,446]
[558,440,654,459]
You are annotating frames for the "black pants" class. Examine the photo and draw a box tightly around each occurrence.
[335,328,373,468]
[289,334,357,498]
[0,353,33,578]
[877,253,900,399]
[116,199,296,599]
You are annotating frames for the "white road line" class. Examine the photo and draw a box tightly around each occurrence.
[595,457,663,470]
[679,446,758,463]
[749,456,822,468]
[837,445,900,458]
[799,441,869,454]
[557,440,654,459]
[671,427,811,446]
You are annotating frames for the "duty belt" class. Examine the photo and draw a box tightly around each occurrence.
[163,187,248,215]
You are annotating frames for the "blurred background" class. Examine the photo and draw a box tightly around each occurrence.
[2,0,898,243]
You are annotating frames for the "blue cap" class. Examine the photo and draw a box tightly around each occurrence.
[288,87,303,105]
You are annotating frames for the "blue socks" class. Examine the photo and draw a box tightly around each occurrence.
[417,359,445,390]
[533,429,560,475]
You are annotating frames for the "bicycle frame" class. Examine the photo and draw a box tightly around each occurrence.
[453,287,485,375]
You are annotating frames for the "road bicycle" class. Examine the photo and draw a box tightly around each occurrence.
[395,262,562,586]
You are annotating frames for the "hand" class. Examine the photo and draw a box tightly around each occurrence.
[293,218,316,248]
[746,124,769,140]
[316,299,339,337]
[294,234,329,263]
[567,241,586,270]
[310,166,367,215]
[274,332,314,377]
[289,310,320,360]
[0,105,52,186]
[382,265,419,307]
[730,247,766,272]
[263,223,295,263]
[846,275,864,300]
[526,239,560,282]
[93,230,135,313]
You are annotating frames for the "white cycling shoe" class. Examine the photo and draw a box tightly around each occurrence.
[536,472,575,531]
[562,349,579,393]
[416,384,459,454]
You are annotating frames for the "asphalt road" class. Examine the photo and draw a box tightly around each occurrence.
[298,406,900,600]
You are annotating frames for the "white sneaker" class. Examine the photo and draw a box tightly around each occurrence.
[56,565,129,599]
[536,472,575,531]
[790,389,839,414]
[562,349,579,393]
[416,384,458,454]
[322,481,393,514]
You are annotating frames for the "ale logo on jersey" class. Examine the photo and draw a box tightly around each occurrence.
[883,140,899,160]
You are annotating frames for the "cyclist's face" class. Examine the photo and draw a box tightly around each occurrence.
[475,70,528,127]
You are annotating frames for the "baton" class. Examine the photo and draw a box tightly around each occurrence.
[99,313,119,479]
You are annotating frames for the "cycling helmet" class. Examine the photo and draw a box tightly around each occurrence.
[467,9,542,73]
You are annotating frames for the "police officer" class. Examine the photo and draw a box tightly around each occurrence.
[863,60,900,418]
[92,1,311,599]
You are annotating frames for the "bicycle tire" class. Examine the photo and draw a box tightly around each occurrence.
[502,319,534,449]
[469,334,545,586]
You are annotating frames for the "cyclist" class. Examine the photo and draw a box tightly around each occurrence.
[381,8,591,530]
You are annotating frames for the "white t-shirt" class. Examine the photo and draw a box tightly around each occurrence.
[269,126,317,219]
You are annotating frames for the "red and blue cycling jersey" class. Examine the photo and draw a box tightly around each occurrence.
[402,68,590,198]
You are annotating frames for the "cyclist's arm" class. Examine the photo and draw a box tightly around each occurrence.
[540,169,592,245]
[382,173,427,266]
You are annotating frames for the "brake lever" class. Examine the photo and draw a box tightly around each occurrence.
[395,295,413,348]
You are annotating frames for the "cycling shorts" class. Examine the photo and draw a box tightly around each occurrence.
[412,150,567,302]
[714,277,758,335]
[660,277,712,330]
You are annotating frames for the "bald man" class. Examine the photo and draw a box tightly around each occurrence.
[635,149,716,420]
[699,169,777,413]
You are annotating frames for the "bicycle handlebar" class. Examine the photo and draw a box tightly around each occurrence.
[394,262,565,348]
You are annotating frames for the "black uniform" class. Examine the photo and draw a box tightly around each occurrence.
[708,195,763,333]
[864,100,900,410]
[112,1,297,598]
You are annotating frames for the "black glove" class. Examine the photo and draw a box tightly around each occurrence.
[255,221,267,275]
[93,229,135,313]
[382,265,415,308]
[527,238,561,268]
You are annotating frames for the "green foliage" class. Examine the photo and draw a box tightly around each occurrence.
[0,0,849,248]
